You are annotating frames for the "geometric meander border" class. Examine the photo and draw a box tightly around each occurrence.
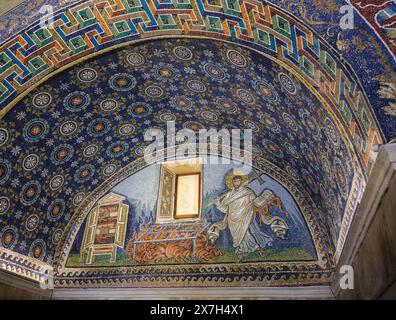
[0,0,383,172]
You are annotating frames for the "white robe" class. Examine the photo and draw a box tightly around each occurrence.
[213,186,273,252]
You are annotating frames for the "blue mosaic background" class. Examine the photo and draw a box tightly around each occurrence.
[0,38,353,263]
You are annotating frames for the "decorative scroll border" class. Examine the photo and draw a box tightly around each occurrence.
[0,247,52,283]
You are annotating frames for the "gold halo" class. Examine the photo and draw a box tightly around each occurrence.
[225,170,249,189]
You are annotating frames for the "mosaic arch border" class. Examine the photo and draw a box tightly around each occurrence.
[52,146,334,288]
[0,0,384,171]
[1,0,395,63]
[0,246,53,283]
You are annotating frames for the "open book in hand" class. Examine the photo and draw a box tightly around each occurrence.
[253,189,274,207]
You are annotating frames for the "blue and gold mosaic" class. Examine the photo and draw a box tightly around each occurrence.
[0,39,355,271]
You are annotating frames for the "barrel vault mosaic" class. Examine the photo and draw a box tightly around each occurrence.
[0,0,394,287]
[1,38,361,286]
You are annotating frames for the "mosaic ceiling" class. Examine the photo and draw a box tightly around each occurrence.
[0,0,395,139]
[1,38,355,284]
[0,0,394,286]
